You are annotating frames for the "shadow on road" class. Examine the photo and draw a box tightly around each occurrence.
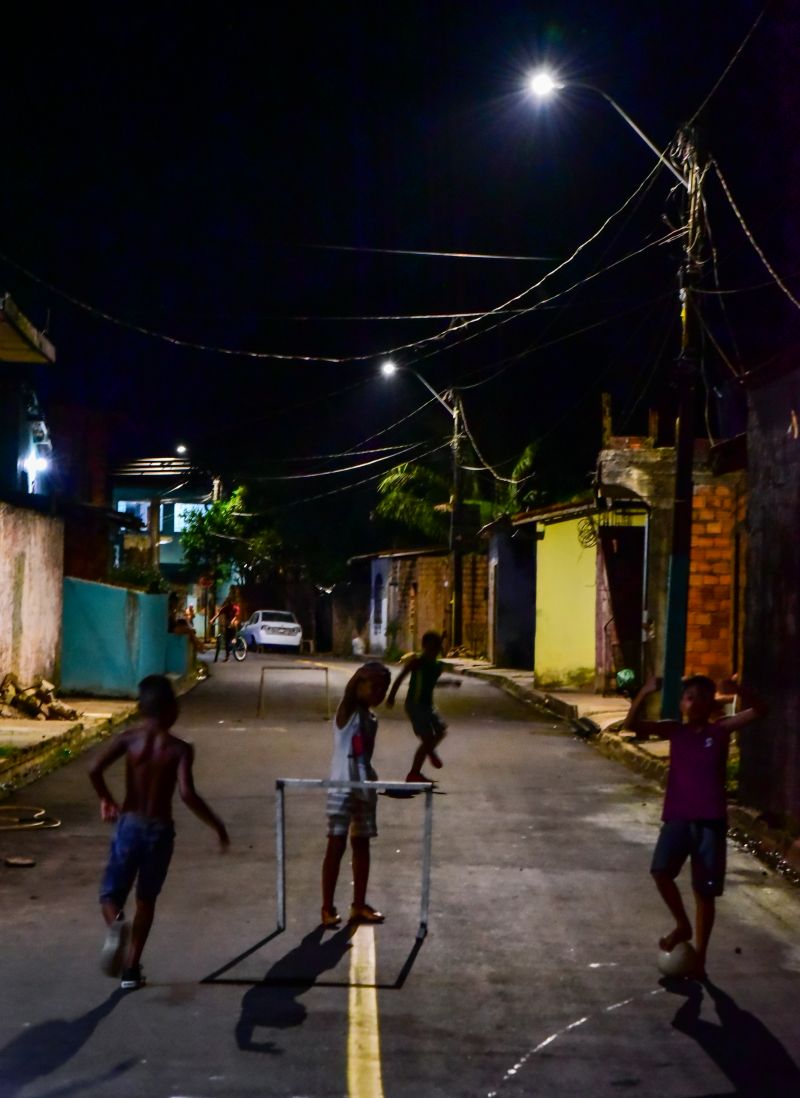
[0,989,134,1098]
[667,978,800,1097]
[234,925,354,1053]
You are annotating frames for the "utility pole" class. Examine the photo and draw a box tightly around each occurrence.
[661,126,706,717]
[450,394,464,650]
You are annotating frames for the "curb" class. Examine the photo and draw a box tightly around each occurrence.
[0,709,132,799]
[442,663,580,720]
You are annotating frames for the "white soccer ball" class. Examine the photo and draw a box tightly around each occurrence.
[657,940,699,978]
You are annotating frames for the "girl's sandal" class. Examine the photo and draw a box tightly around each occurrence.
[349,903,385,924]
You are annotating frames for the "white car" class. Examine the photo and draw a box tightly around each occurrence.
[241,609,303,652]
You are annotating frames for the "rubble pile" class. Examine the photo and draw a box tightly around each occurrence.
[0,674,80,722]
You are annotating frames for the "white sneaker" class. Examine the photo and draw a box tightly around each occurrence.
[100,914,129,977]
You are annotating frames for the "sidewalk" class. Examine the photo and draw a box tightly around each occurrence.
[444,658,800,876]
[0,672,202,799]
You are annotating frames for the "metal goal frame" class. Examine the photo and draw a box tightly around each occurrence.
[275,778,434,940]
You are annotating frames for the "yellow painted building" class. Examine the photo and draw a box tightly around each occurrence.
[534,515,597,688]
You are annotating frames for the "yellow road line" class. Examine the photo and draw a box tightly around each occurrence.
[348,926,385,1098]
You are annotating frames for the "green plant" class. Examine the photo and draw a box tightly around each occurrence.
[107,565,169,593]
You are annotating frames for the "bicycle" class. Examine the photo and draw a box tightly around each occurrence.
[214,629,247,662]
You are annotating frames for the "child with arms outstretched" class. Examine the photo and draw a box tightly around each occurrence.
[627,673,767,976]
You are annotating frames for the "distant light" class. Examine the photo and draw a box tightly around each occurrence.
[380,360,398,377]
[528,70,561,98]
[176,444,188,455]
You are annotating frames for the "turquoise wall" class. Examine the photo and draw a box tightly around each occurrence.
[165,633,192,678]
[61,578,168,697]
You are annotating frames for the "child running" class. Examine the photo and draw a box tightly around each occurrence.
[321,661,391,928]
[385,630,461,783]
[88,675,229,990]
[626,673,767,977]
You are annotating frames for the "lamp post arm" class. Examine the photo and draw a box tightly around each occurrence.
[572,82,688,190]
[404,367,456,418]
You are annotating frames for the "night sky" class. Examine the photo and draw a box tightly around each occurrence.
[1,2,796,572]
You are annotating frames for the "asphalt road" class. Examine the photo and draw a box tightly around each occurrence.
[2,656,800,1098]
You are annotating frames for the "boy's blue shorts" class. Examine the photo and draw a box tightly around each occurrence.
[651,818,727,897]
[405,703,447,740]
[99,812,175,907]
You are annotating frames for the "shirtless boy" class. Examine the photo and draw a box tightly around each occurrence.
[89,675,229,989]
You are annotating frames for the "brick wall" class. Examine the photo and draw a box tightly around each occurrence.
[685,473,746,679]
[386,552,488,656]
[462,552,488,656]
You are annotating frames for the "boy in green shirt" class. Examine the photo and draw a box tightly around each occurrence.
[386,631,461,782]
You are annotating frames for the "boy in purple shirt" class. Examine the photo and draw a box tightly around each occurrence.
[627,673,767,976]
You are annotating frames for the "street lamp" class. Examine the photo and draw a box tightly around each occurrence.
[528,70,704,718]
[526,70,688,189]
[381,360,465,648]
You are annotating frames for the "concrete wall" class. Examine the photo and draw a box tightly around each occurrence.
[61,578,168,697]
[534,517,596,687]
[0,502,64,684]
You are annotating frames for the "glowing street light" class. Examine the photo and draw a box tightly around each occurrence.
[527,70,562,98]
[176,443,188,455]
[379,360,465,646]
[526,69,687,188]
[379,359,454,416]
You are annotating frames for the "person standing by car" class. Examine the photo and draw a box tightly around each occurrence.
[211,591,240,662]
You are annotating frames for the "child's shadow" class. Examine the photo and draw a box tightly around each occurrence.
[0,989,134,1098]
[668,977,800,1097]
[235,926,353,1053]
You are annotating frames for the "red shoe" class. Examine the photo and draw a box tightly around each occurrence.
[427,750,443,769]
[405,770,433,783]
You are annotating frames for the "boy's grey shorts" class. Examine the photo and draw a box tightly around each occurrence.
[326,794,378,839]
[405,703,447,740]
[651,818,727,897]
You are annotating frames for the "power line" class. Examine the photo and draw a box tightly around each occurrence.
[688,3,770,125]
[712,159,800,313]
[305,244,557,262]
[274,442,451,510]
[242,440,428,481]
[260,442,424,463]
[0,161,674,366]
[457,397,517,485]
[393,227,681,391]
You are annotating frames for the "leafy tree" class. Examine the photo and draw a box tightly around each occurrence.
[180,487,281,584]
[374,462,451,542]
[375,438,584,542]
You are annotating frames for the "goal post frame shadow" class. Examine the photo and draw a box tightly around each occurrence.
[257,662,331,719]
[276,778,434,942]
